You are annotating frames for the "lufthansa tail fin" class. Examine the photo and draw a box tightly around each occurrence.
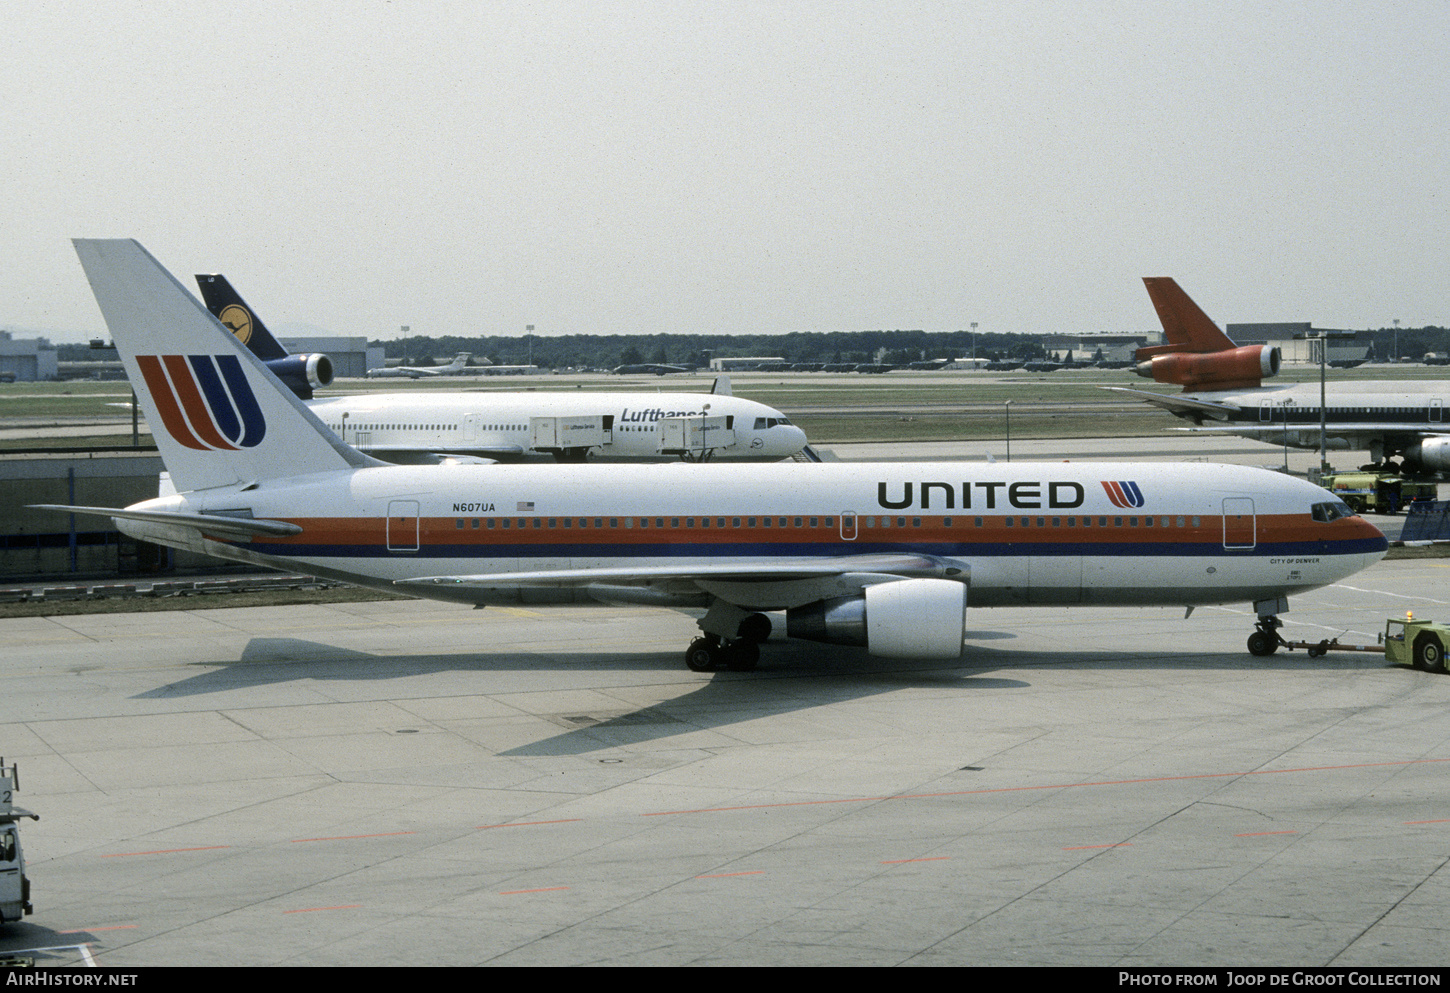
[195,274,333,399]
[1137,277,1238,358]
[73,239,379,494]
[194,274,288,361]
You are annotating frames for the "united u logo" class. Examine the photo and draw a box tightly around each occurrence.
[1101,480,1145,508]
[137,355,266,451]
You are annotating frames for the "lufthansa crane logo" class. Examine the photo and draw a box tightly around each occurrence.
[218,304,253,345]
[136,354,266,451]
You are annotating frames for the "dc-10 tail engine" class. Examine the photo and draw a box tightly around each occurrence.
[1134,344,1280,391]
[265,353,334,400]
[787,578,967,659]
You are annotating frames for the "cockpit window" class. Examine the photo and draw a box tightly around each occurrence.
[1311,500,1355,523]
[752,417,792,429]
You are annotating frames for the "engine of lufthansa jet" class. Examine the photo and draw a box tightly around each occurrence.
[265,353,334,400]
[786,578,967,659]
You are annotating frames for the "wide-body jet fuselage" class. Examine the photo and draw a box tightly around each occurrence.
[304,392,807,462]
[118,461,1384,611]
[1116,381,1450,467]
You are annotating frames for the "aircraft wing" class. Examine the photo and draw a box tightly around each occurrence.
[1104,386,1241,420]
[1176,423,1450,438]
[398,552,964,590]
[30,505,303,540]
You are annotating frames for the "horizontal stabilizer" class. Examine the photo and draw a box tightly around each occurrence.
[30,505,303,540]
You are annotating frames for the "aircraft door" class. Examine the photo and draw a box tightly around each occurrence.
[387,500,420,552]
[840,512,857,541]
[1222,497,1256,549]
[1432,399,1443,423]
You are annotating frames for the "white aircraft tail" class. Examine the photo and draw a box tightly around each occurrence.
[73,239,378,493]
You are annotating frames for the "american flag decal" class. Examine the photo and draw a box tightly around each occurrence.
[517,502,535,512]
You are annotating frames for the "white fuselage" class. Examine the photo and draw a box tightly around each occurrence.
[304,391,808,462]
[1182,381,1450,455]
[123,461,1385,611]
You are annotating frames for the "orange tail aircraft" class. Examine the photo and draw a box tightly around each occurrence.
[1132,277,1281,391]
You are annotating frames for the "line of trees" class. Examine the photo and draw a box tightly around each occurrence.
[372,329,1059,370]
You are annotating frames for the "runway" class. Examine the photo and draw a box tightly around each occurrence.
[3,558,1450,966]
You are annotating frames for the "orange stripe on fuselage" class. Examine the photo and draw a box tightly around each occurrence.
[241,513,1340,551]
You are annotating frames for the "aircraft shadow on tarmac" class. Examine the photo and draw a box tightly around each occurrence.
[0,921,95,963]
[125,633,1404,755]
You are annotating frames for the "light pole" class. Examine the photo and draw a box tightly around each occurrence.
[1004,399,1013,462]
[971,322,978,362]
[1294,330,1356,479]
[527,325,534,368]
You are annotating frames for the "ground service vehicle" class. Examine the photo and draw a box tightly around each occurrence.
[1385,614,1450,673]
[1321,469,1438,514]
[0,761,37,924]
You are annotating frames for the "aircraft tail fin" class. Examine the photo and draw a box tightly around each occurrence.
[710,375,732,396]
[1138,277,1238,357]
[73,239,379,494]
[194,274,288,361]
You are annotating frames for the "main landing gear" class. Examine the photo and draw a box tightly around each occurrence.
[685,607,772,672]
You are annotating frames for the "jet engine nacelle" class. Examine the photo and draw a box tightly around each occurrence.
[1403,436,1450,473]
[1135,345,1280,391]
[786,578,966,659]
[265,353,334,400]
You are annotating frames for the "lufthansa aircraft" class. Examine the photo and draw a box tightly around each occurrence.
[194,273,810,464]
[45,241,1387,670]
[1110,278,1450,473]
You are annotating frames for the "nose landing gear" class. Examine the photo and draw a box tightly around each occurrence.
[1247,615,1286,656]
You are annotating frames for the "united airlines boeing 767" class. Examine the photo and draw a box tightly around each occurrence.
[41,241,1386,670]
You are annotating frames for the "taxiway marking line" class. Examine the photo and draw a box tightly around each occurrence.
[696,871,764,878]
[292,831,418,842]
[1234,831,1299,837]
[282,905,362,914]
[1063,844,1131,851]
[881,857,951,864]
[102,845,230,857]
[641,758,1450,817]
[477,819,584,829]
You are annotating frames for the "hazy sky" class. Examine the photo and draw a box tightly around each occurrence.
[3,0,1447,343]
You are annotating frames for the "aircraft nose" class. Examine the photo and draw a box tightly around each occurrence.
[779,426,808,455]
[1357,517,1390,562]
